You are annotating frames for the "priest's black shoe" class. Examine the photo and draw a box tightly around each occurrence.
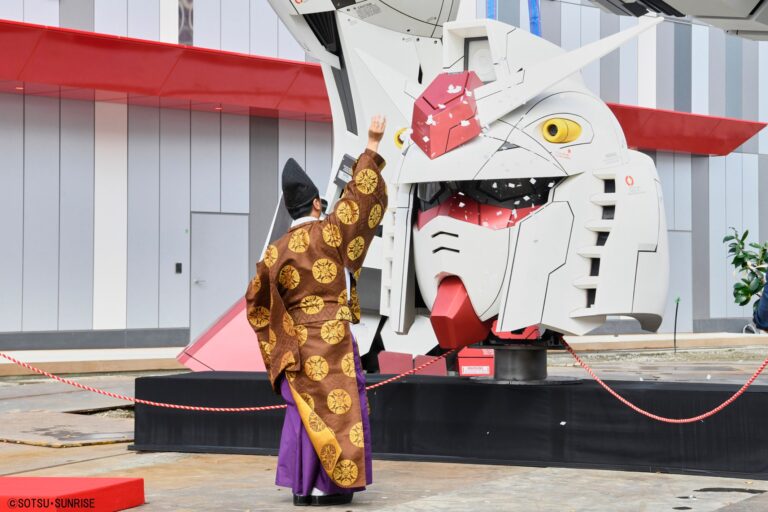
[293,494,311,506]
[309,493,354,506]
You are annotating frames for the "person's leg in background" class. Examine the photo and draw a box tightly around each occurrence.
[755,282,768,331]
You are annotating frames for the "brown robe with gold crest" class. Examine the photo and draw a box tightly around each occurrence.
[245,148,387,489]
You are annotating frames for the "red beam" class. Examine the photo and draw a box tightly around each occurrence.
[0,18,331,120]
[0,19,763,154]
[608,102,765,156]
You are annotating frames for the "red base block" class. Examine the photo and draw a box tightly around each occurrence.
[413,355,448,376]
[0,477,144,512]
[377,351,413,376]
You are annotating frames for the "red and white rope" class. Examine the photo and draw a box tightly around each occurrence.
[0,349,455,413]
[563,340,768,423]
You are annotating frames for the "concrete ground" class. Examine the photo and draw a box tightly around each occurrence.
[2,344,768,511]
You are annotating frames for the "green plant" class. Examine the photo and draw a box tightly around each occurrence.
[723,228,768,309]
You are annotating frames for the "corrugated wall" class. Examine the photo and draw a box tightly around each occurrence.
[0,0,332,344]
[0,0,766,341]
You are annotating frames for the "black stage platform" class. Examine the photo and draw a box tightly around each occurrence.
[130,372,768,478]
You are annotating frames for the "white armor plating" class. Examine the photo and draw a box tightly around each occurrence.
[267,0,669,349]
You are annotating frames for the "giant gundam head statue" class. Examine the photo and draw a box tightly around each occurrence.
[268,1,669,351]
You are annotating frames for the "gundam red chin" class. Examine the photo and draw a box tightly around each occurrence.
[416,194,544,350]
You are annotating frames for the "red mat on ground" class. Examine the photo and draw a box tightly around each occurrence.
[0,477,144,512]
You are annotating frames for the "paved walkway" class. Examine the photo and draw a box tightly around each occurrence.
[2,348,768,510]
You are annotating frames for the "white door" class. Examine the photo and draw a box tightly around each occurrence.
[190,213,249,340]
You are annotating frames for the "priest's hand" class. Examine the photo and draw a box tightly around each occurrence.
[367,115,386,153]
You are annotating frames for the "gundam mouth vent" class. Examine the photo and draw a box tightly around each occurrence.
[415,177,563,231]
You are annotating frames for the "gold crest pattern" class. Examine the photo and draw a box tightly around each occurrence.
[282,312,296,336]
[341,352,356,378]
[294,324,308,346]
[322,224,342,248]
[300,393,315,410]
[327,389,352,414]
[368,204,383,229]
[336,306,353,321]
[320,443,338,472]
[263,245,278,267]
[278,265,300,290]
[248,306,269,328]
[300,295,325,315]
[304,355,329,381]
[335,200,360,225]
[312,259,337,284]
[355,168,379,194]
[346,236,365,261]
[349,422,365,448]
[288,228,310,253]
[332,460,359,487]
[320,320,345,345]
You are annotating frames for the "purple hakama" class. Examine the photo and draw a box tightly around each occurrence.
[275,335,372,495]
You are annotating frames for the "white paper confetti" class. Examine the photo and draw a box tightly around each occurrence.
[426,114,436,126]
[460,120,471,127]
[458,202,466,208]
[548,181,555,188]
[529,178,537,185]
[423,136,430,143]
[491,182,498,189]
[523,195,530,201]
[447,84,463,94]
[438,103,447,109]
[466,91,473,97]
[560,421,567,426]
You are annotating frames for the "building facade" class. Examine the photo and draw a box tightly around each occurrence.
[0,0,766,350]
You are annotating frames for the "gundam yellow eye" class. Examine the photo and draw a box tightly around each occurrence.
[394,127,408,149]
[542,118,582,144]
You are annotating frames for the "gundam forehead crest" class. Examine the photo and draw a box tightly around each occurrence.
[269,0,669,351]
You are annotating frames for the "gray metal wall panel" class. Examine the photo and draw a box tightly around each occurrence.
[658,232,693,333]
[278,118,306,197]
[278,19,305,60]
[159,109,191,328]
[618,16,637,105]
[656,20,675,111]
[741,39,759,153]
[22,95,60,331]
[540,0,561,46]
[691,156,710,321]
[656,152,675,230]
[497,0,519,27]
[127,106,160,328]
[760,155,768,245]
[708,156,727,319]
[0,94,24,332]
[191,111,221,212]
[476,0,485,18]
[725,34,742,120]
[580,4,601,96]
[724,154,743,318]
[58,99,94,331]
[128,0,160,40]
[24,0,59,25]
[222,0,250,53]
[250,0,278,56]
[249,117,279,273]
[691,24,709,115]
[560,2,581,51]
[599,11,619,103]
[305,121,333,194]
[673,153,692,232]
[59,0,94,30]
[221,114,250,214]
[673,22,692,113]
[194,0,221,49]
[94,0,127,36]
[709,29,726,117]
[0,1,23,20]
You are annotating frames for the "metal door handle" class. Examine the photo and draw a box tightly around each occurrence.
[193,279,206,285]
